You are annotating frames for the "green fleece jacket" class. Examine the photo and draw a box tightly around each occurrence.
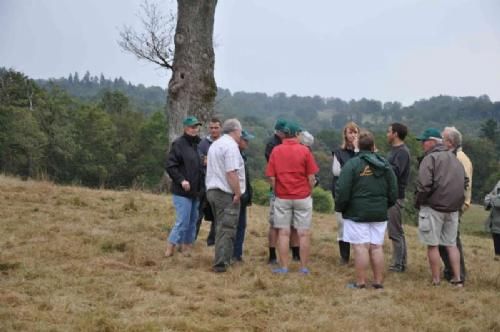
[334,151,397,222]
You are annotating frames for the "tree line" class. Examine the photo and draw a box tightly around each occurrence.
[1,68,499,203]
[1,68,167,189]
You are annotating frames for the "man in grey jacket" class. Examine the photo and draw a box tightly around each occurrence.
[415,128,465,287]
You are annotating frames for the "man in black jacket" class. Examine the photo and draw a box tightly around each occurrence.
[164,116,203,257]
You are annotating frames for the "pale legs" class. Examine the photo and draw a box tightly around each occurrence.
[352,243,384,286]
[428,245,461,284]
[276,228,291,269]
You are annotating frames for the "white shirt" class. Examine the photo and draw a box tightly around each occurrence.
[206,134,246,194]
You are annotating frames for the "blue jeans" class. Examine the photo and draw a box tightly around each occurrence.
[233,205,247,259]
[168,195,200,245]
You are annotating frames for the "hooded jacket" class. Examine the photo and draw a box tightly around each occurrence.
[335,151,397,222]
[415,143,465,212]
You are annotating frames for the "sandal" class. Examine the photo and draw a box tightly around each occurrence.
[299,267,310,275]
[347,282,366,289]
[372,283,384,289]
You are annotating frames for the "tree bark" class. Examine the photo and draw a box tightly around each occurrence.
[166,0,218,143]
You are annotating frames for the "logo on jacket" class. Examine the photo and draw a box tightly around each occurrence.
[359,166,373,177]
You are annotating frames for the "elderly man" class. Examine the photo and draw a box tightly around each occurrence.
[165,116,203,257]
[266,122,319,274]
[206,118,246,272]
[439,126,472,282]
[335,131,397,289]
[415,128,465,287]
[195,117,222,245]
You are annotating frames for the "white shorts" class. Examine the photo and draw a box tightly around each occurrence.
[343,219,387,245]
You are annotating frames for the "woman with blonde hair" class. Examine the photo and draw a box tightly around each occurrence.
[331,121,360,265]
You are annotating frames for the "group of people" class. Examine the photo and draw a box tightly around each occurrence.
[164,117,253,272]
[163,114,492,289]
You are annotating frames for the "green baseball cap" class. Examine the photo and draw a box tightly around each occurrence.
[274,119,287,132]
[284,121,302,136]
[416,128,442,141]
[241,129,255,141]
[183,116,202,127]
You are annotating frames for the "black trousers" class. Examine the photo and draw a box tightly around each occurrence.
[493,233,500,256]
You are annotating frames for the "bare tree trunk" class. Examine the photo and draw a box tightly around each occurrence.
[166,0,218,143]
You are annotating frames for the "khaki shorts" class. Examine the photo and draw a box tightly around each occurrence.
[268,195,276,226]
[418,206,458,246]
[274,196,313,230]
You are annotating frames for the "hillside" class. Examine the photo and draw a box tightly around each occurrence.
[1,175,499,331]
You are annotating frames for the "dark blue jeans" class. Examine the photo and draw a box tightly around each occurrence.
[233,205,247,260]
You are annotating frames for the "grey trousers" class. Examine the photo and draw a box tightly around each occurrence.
[206,189,240,268]
[388,199,407,268]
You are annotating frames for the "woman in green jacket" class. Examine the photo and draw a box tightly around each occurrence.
[335,130,397,289]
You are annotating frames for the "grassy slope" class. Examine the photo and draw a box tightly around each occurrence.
[0,175,499,332]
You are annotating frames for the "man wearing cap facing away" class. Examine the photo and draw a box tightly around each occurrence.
[266,121,319,275]
[265,119,302,264]
[415,128,466,287]
[165,116,203,257]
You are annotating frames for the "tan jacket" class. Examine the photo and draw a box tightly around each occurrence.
[457,148,472,212]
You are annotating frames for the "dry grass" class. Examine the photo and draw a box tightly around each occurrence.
[1,175,499,332]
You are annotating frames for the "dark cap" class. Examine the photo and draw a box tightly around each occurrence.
[274,119,287,132]
[416,128,442,141]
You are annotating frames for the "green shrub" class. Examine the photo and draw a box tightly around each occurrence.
[312,187,334,213]
[251,179,271,206]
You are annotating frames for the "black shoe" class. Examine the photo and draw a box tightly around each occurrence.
[207,239,215,246]
[268,258,278,265]
[338,258,349,266]
[389,265,405,272]
[213,265,227,273]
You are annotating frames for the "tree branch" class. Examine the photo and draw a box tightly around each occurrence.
[118,0,175,70]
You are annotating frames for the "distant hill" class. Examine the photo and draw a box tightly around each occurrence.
[36,71,166,115]
[4,68,499,201]
[36,71,500,137]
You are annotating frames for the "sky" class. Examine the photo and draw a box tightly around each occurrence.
[1,0,500,105]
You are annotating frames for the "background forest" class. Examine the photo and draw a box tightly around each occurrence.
[1,68,499,204]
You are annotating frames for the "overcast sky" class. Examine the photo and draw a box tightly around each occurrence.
[1,0,499,105]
